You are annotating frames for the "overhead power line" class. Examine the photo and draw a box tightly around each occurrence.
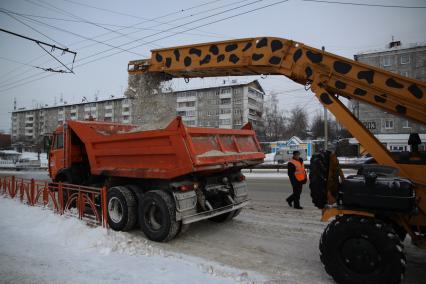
[0,0,241,85]
[0,28,77,73]
[0,0,259,87]
[3,9,66,47]
[0,8,150,56]
[301,0,426,9]
[0,0,289,92]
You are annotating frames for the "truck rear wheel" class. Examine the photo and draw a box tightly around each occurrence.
[107,186,137,231]
[320,215,406,284]
[139,190,181,242]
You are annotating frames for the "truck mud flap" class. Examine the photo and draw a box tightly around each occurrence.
[181,200,249,225]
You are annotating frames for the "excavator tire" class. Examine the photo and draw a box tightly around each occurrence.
[139,190,181,242]
[320,215,406,284]
[309,151,330,209]
[107,186,138,231]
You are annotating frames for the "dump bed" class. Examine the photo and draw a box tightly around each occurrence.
[67,117,264,179]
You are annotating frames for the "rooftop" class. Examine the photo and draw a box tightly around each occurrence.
[356,41,426,56]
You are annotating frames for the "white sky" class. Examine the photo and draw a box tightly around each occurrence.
[0,0,425,132]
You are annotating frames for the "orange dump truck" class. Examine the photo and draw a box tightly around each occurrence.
[48,117,264,241]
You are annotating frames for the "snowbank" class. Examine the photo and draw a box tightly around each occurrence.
[0,197,265,284]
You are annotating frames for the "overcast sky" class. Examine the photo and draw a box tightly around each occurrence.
[0,0,425,132]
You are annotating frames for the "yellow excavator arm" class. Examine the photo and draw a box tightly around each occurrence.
[128,37,426,183]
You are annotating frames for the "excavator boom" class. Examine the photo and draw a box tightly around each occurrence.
[128,37,426,184]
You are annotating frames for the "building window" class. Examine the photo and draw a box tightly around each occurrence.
[220,98,231,105]
[384,119,394,129]
[399,71,409,77]
[186,110,196,116]
[248,97,257,106]
[382,55,392,67]
[185,120,196,126]
[219,119,231,125]
[402,120,410,128]
[178,101,196,107]
[389,145,406,152]
[221,88,231,94]
[400,54,410,65]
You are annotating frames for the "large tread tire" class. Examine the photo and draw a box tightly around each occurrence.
[107,186,137,232]
[320,215,406,284]
[309,151,330,209]
[55,170,74,207]
[139,190,181,242]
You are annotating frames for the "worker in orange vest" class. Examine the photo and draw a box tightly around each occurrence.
[286,150,307,209]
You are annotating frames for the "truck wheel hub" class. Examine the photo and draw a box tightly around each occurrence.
[108,197,123,223]
[145,202,163,231]
[340,237,381,274]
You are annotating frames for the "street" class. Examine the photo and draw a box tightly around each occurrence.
[1,169,425,283]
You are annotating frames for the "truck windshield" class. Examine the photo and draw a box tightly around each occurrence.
[54,133,64,149]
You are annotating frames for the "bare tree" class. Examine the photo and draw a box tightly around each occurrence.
[287,107,309,139]
[262,92,288,141]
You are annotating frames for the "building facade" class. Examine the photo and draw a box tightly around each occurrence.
[11,80,264,151]
[352,41,426,142]
[176,80,264,129]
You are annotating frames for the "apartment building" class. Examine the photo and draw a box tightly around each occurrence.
[350,41,426,152]
[176,80,264,129]
[11,80,264,151]
[352,41,426,135]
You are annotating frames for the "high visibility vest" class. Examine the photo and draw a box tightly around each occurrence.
[289,159,307,182]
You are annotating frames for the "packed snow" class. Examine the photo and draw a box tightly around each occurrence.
[0,197,265,284]
[1,170,425,283]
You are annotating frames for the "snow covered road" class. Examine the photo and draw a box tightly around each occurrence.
[0,198,265,284]
[1,170,425,283]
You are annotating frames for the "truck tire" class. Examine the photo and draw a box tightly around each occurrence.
[319,215,406,284]
[55,170,74,207]
[309,152,330,209]
[107,186,137,231]
[139,190,181,242]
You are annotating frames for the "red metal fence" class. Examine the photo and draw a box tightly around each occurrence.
[0,176,108,228]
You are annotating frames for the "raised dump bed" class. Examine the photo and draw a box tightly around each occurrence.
[48,117,264,241]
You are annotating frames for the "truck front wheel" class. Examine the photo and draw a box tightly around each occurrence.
[139,190,181,242]
[107,186,137,231]
[320,215,406,284]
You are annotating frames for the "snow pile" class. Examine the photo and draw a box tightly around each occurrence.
[20,152,47,162]
[124,73,176,130]
[0,197,265,284]
[264,153,275,162]
[198,150,258,158]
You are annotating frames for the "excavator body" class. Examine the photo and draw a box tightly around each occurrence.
[129,36,426,283]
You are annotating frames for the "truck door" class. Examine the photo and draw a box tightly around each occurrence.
[49,131,64,180]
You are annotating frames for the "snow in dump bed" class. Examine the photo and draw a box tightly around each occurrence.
[0,197,265,284]
[198,150,259,157]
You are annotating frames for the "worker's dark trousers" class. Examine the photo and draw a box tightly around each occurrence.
[287,182,302,207]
